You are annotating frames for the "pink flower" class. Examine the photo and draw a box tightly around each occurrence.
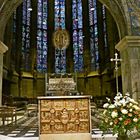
[124,119,131,125]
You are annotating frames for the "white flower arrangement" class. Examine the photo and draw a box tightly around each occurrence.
[100,92,140,137]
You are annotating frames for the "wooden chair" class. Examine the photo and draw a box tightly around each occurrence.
[0,106,17,125]
[26,104,38,117]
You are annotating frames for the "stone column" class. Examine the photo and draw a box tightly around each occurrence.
[116,36,140,101]
[47,0,55,73]
[66,0,73,73]
[82,0,91,73]
[0,41,8,106]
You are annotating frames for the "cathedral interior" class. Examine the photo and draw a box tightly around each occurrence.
[1,0,121,106]
[0,0,140,139]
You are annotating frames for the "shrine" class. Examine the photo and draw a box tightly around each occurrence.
[45,73,77,96]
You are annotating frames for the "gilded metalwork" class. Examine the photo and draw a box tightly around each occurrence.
[39,98,90,134]
[53,29,70,49]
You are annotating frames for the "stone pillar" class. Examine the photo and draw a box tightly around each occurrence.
[0,41,8,106]
[66,0,74,73]
[82,0,91,73]
[116,36,140,101]
[47,0,55,73]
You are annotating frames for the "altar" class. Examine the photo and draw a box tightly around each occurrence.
[38,95,92,140]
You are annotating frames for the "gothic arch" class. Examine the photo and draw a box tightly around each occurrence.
[0,0,129,41]
[0,0,22,41]
[98,0,128,39]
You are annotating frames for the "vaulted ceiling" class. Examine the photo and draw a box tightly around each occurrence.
[0,0,130,41]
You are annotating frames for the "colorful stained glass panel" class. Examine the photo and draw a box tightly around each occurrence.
[54,0,66,73]
[37,0,48,73]
[72,0,83,72]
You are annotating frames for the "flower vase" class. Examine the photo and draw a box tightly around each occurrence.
[117,135,128,140]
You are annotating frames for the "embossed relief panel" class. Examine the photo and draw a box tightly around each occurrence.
[39,98,90,134]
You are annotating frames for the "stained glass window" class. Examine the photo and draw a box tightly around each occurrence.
[54,0,66,73]
[20,0,108,73]
[11,11,17,68]
[22,0,31,71]
[37,0,48,73]
[102,5,108,65]
[72,0,83,72]
[89,0,99,71]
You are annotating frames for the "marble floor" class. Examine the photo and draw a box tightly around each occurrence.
[0,135,38,140]
[0,110,39,140]
[0,113,116,140]
[0,116,38,137]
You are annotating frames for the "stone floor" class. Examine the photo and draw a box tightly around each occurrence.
[0,110,39,140]
[0,115,38,137]
[0,135,38,140]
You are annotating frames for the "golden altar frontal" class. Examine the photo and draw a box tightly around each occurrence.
[38,96,92,140]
